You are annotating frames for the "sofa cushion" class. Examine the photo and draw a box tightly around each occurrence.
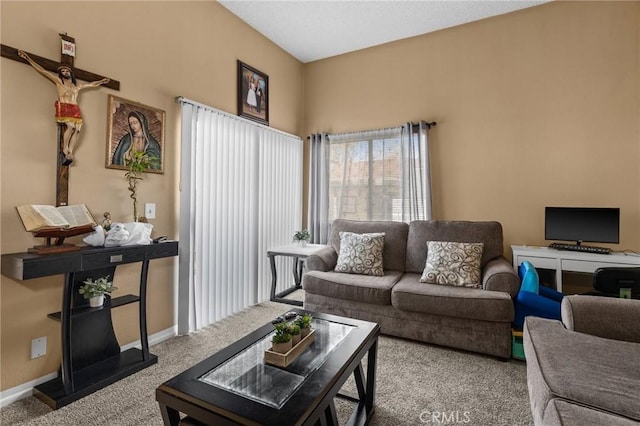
[523,317,640,423]
[406,220,504,274]
[328,219,409,272]
[420,241,483,288]
[543,399,640,426]
[303,269,403,305]
[392,273,514,322]
[334,232,385,276]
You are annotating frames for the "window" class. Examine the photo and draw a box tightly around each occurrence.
[328,126,427,222]
[308,122,431,243]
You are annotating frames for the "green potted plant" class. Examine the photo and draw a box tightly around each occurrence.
[78,276,117,308]
[272,321,292,353]
[292,229,311,247]
[288,323,301,345]
[124,147,159,221]
[295,313,313,337]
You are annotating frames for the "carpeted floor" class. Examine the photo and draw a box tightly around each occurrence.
[1,295,533,425]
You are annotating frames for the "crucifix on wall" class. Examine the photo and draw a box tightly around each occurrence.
[1,34,120,206]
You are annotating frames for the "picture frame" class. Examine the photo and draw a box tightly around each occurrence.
[105,95,165,174]
[237,60,269,126]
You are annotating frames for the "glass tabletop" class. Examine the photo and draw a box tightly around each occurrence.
[198,317,355,409]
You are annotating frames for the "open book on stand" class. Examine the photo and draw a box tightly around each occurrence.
[16,204,97,232]
[16,204,98,254]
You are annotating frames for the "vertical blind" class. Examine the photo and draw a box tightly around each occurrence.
[178,98,302,334]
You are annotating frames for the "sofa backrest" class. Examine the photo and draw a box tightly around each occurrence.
[329,219,409,272]
[405,220,505,273]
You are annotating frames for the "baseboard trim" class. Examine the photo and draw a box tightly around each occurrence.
[0,326,177,408]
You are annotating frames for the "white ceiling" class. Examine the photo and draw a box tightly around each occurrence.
[218,0,550,63]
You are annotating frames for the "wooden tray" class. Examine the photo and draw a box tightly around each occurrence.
[264,329,315,368]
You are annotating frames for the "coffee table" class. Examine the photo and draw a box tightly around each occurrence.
[156,309,380,425]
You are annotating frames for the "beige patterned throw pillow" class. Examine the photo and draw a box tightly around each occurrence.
[420,241,484,288]
[335,232,385,276]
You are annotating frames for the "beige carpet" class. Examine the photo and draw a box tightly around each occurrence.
[1,294,532,425]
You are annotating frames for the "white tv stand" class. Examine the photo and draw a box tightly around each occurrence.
[511,245,640,293]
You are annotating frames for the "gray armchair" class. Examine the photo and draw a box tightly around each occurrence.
[524,295,640,425]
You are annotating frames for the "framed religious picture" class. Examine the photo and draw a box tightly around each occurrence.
[105,95,165,174]
[237,60,269,126]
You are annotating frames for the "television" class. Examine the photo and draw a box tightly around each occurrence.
[545,207,620,245]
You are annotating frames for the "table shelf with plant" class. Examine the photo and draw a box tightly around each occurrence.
[0,242,178,409]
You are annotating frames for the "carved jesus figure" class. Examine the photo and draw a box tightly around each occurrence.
[18,50,110,165]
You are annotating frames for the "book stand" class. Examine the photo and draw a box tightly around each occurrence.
[29,224,96,254]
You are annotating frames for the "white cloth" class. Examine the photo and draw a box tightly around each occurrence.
[104,223,130,247]
[83,225,106,246]
[84,222,153,247]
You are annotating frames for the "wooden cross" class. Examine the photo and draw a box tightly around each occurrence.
[1,34,120,207]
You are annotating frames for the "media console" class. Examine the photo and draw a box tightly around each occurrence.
[511,245,640,293]
[1,241,178,409]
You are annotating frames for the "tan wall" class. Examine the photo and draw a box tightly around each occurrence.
[1,0,638,395]
[304,1,640,253]
[0,1,303,391]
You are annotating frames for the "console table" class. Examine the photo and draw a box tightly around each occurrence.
[511,245,640,292]
[1,241,178,409]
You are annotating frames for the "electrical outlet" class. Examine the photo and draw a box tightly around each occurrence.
[144,203,156,219]
[31,337,46,359]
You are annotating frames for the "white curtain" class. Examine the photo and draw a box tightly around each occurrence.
[177,98,302,334]
[308,122,432,231]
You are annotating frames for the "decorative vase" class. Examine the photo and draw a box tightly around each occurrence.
[297,240,308,247]
[89,294,105,308]
[272,340,292,354]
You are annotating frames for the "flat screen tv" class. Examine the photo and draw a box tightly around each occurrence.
[545,207,620,245]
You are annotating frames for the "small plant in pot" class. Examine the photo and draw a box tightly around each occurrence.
[272,321,292,354]
[292,229,311,247]
[294,313,313,338]
[288,323,301,345]
[78,276,117,308]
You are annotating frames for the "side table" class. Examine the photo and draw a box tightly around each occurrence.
[267,243,328,306]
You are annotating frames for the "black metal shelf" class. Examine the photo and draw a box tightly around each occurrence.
[1,241,179,409]
[47,294,140,320]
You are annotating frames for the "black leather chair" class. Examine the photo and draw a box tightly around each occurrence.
[587,267,640,299]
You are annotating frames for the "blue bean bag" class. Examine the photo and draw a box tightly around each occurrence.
[513,261,563,330]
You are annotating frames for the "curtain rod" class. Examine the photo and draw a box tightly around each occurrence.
[175,96,301,140]
[306,120,436,139]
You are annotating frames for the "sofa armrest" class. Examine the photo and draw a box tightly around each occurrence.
[482,257,520,298]
[305,246,338,272]
[561,295,640,343]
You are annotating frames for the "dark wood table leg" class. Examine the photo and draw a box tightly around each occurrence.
[139,259,150,360]
[365,339,378,414]
[60,272,75,394]
[158,402,181,426]
[292,256,302,286]
[269,253,277,301]
[325,400,338,425]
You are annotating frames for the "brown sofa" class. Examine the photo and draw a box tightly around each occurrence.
[524,296,640,425]
[301,219,520,359]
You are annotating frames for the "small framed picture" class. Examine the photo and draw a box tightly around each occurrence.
[237,60,269,126]
[105,95,165,173]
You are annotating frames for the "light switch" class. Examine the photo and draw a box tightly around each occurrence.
[144,203,156,219]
